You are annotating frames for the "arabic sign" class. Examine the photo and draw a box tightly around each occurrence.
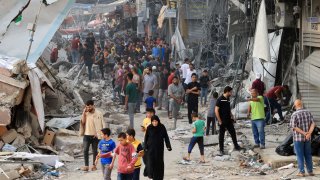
[185,0,207,19]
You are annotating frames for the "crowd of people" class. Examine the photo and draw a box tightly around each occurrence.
[62,30,317,178]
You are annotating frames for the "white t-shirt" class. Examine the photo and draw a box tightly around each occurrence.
[184,69,197,84]
[180,63,189,79]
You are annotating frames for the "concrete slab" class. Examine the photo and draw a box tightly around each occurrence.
[0,108,11,126]
[1,129,17,144]
[204,135,219,146]
[0,67,13,77]
[258,148,320,168]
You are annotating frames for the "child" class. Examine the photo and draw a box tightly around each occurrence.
[141,108,155,133]
[126,129,144,180]
[183,112,206,163]
[110,132,138,179]
[144,90,157,109]
[207,92,218,135]
[95,128,116,180]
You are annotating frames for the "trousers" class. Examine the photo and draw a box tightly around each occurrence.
[83,135,99,166]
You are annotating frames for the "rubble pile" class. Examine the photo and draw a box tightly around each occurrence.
[0,55,130,179]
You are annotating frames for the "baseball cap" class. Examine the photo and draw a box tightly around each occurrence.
[256,73,262,79]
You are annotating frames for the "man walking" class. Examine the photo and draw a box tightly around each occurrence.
[142,67,157,101]
[71,36,80,63]
[180,58,189,86]
[158,67,169,110]
[125,73,138,128]
[200,70,210,106]
[290,99,315,177]
[80,100,105,171]
[82,44,94,81]
[215,86,242,155]
[247,89,266,149]
[152,66,160,103]
[113,62,125,103]
[168,76,185,129]
[184,63,197,86]
[186,73,200,124]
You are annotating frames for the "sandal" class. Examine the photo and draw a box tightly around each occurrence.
[199,160,206,164]
[183,157,190,161]
[296,172,305,177]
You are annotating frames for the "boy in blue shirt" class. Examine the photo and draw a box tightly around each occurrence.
[183,112,206,163]
[95,128,116,180]
[145,90,157,109]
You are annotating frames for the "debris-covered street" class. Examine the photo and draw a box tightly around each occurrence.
[1,0,320,180]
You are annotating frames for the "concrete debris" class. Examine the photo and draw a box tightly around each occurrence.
[8,152,64,168]
[16,122,32,138]
[58,153,75,162]
[46,116,81,129]
[1,129,18,144]
[214,155,231,161]
[0,169,20,180]
[55,129,78,136]
[1,144,17,152]
[54,135,82,154]
[178,160,194,165]
[203,135,219,146]
[277,163,294,170]
[11,134,25,148]
[42,130,55,146]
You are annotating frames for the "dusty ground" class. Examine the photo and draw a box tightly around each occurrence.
[60,106,320,180]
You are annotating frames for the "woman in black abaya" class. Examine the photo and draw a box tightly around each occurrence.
[144,115,172,180]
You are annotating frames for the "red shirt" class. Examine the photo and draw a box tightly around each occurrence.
[168,72,175,85]
[71,39,80,49]
[266,86,284,99]
[114,143,137,174]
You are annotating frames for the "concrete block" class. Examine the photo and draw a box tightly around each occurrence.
[54,135,82,151]
[17,122,32,138]
[0,108,11,126]
[56,129,78,136]
[109,124,127,134]
[0,67,13,77]
[203,135,219,146]
[258,148,320,168]
[11,134,25,148]
[6,170,20,180]
[42,130,55,146]
[1,129,17,143]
